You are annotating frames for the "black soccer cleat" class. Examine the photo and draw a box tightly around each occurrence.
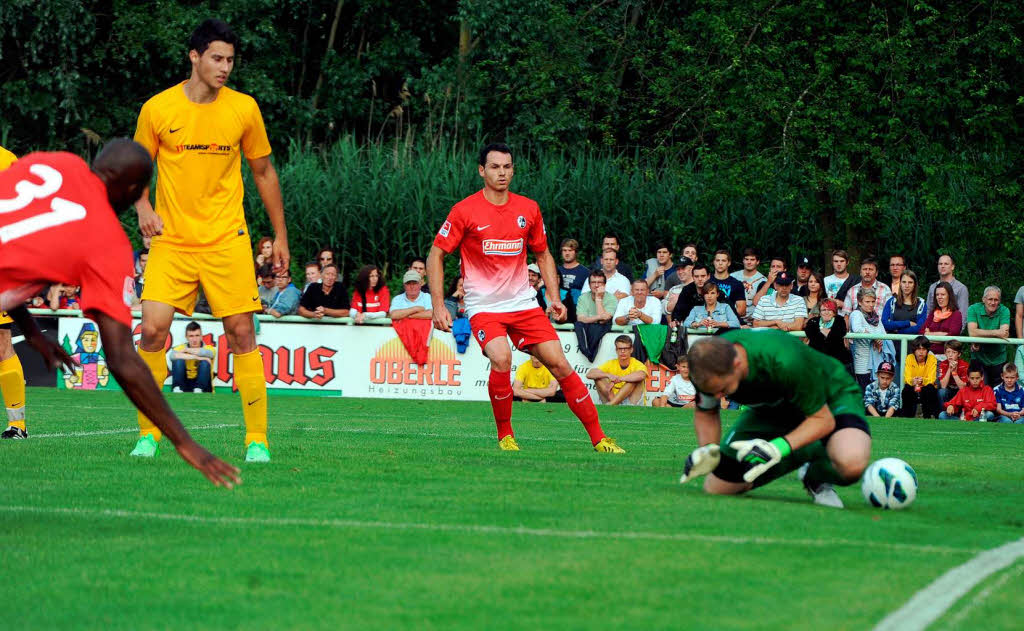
[1,426,28,440]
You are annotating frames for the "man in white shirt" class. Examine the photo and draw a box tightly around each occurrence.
[823,249,859,315]
[582,248,630,299]
[614,279,663,326]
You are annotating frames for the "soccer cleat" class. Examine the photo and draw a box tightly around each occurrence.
[245,441,271,463]
[129,435,160,457]
[594,437,626,453]
[1,425,27,440]
[798,463,843,508]
[498,435,520,451]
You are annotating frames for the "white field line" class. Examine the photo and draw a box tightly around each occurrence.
[30,423,236,438]
[939,562,1024,629]
[0,504,979,556]
[872,537,1024,631]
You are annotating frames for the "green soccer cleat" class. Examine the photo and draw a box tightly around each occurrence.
[129,435,160,458]
[245,441,271,463]
[594,437,626,453]
[498,435,520,451]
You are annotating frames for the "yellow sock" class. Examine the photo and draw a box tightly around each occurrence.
[0,355,26,431]
[136,347,168,441]
[234,350,268,447]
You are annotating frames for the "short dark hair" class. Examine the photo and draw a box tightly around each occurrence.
[713,249,731,261]
[304,260,319,270]
[654,240,671,253]
[189,19,240,56]
[910,335,930,350]
[631,279,650,289]
[614,335,633,347]
[408,256,426,267]
[861,256,879,270]
[687,336,738,391]
[944,339,963,352]
[967,360,984,376]
[769,255,787,268]
[589,270,607,282]
[832,249,850,261]
[258,263,274,278]
[185,321,202,333]
[321,263,339,274]
[742,248,759,259]
[938,253,955,265]
[478,143,513,166]
[691,262,710,275]
[890,254,906,265]
[602,232,621,246]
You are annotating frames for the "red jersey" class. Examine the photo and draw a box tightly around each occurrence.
[0,152,135,326]
[433,190,548,318]
[945,385,996,416]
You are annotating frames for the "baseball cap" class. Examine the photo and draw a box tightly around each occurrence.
[797,255,812,268]
[675,256,695,269]
[527,263,541,275]
[774,271,795,285]
[876,361,896,375]
[402,270,422,284]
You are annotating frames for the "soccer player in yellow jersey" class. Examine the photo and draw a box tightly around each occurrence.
[131,19,289,462]
[0,145,28,439]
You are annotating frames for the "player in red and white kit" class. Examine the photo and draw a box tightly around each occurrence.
[0,139,240,487]
[428,143,625,452]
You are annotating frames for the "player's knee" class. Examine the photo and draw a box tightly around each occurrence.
[139,321,170,349]
[832,452,870,482]
[545,357,572,379]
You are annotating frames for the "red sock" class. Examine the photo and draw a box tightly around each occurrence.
[559,373,605,445]
[487,370,514,440]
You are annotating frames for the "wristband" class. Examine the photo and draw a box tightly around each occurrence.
[770,436,792,458]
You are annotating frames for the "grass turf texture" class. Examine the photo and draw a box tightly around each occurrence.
[1,388,1021,631]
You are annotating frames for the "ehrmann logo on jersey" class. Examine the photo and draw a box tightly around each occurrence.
[175,143,233,155]
[482,238,524,256]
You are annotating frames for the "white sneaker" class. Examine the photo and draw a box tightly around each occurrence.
[797,463,844,508]
[172,386,183,393]
[193,388,203,393]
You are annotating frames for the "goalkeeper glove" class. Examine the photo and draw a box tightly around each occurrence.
[679,443,721,484]
[729,437,791,483]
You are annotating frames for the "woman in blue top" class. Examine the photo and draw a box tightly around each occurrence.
[684,282,740,330]
[882,270,926,334]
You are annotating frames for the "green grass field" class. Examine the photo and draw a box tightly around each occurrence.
[1,387,1021,630]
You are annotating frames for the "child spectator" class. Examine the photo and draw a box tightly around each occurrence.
[864,361,901,418]
[47,283,81,310]
[937,340,967,404]
[349,264,391,324]
[849,288,890,389]
[939,361,996,421]
[993,363,1024,424]
[900,335,939,418]
[653,356,696,408]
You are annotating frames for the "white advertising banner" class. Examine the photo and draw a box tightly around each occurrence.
[55,316,677,401]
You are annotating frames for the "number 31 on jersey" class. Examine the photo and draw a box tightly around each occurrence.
[0,164,87,244]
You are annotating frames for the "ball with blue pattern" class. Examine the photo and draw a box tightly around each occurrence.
[861,458,918,509]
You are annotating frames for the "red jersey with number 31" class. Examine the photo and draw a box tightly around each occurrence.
[433,190,548,318]
[0,152,135,326]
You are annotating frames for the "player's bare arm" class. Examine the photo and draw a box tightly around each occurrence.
[534,248,566,321]
[7,307,76,372]
[781,404,836,451]
[92,311,241,488]
[134,186,163,237]
[426,245,452,332]
[247,155,289,273]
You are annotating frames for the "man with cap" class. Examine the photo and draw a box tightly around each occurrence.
[527,262,548,312]
[388,270,434,320]
[863,360,901,417]
[793,255,813,298]
[750,271,808,331]
[663,256,695,316]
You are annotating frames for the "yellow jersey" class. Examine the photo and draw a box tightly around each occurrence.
[134,82,272,251]
[515,361,554,390]
[598,357,648,395]
[0,145,17,171]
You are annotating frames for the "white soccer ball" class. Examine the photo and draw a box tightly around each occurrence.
[861,458,918,509]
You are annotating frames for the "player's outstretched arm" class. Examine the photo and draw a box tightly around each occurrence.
[7,307,77,372]
[247,156,290,274]
[93,312,241,488]
[680,405,725,483]
[427,245,452,332]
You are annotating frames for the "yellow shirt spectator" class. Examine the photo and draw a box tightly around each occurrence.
[171,343,217,380]
[904,352,937,387]
[515,360,554,390]
[597,357,648,396]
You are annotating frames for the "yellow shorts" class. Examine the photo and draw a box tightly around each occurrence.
[142,238,260,318]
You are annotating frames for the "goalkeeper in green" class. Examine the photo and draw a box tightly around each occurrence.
[679,329,872,508]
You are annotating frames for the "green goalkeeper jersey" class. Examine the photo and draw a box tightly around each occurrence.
[695,329,863,430]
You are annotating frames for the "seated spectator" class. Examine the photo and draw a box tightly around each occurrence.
[134,234,152,274]
[512,357,559,402]
[257,264,276,308]
[967,286,1011,386]
[849,288,889,389]
[591,232,634,281]
[1015,282,1024,339]
[670,263,712,326]
[316,248,336,270]
[900,335,939,418]
[574,271,617,362]
[882,270,926,334]
[842,257,892,324]
[824,249,860,312]
[792,255,813,297]
[557,238,588,320]
[444,275,467,321]
[653,356,696,408]
[939,361,996,421]
[710,249,746,320]
[47,283,81,310]
[993,362,1024,424]
[254,236,273,268]
[266,270,301,317]
[804,271,826,319]
[925,254,970,325]
[937,340,967,405]
[750,255,787,306]
[349,264,391,324]
[750,271,806,331]
[527,263,548,312]
[663,257,694,316]
[644,241,676,300]
[298,264,349,319]
[731,248,766,324]
[132,249,149,307]
[923,281,963,358]
[388,270,433,320]
[586,335,648,405]
[864,360,901,418]
[887,254,907,298]
[303,260,321,291]
[614,279,663,326]
[805,299,851,368]
[170,321,214,393]
[683,282,739,330]
[582,249,630,299]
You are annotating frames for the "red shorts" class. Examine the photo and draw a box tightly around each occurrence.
[469,308,559,353]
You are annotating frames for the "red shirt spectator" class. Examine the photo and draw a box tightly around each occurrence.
[943,383,996,419]
[349,265,391,324]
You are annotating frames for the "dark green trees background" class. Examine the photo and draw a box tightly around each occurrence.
[2,1,1021,293]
